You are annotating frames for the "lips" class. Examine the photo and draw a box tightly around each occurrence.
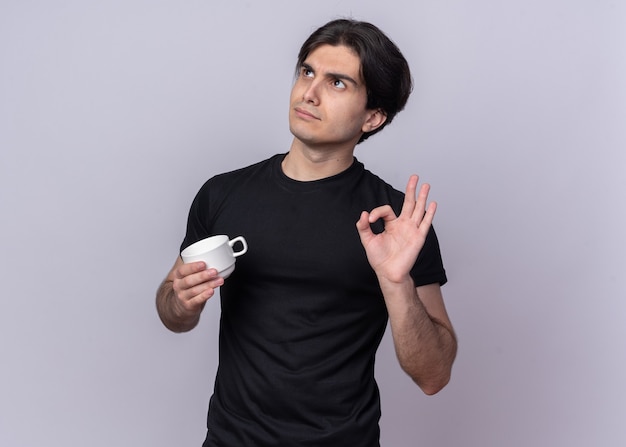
[294,105,320,120]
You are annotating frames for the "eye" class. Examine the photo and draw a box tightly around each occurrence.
[333,79,346,89]
[302,67,314,78]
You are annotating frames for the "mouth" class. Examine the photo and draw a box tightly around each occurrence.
[293,106,320,120]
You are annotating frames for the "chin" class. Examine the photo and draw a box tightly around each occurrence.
[289,124,317,145]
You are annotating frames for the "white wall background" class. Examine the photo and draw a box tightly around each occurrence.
[1,1,624,446]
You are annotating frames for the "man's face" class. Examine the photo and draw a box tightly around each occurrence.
[289,44,383,149]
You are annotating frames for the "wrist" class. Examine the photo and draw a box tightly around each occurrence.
[378,274,417,307]
[159,282,201,333]
[376,272,414,290]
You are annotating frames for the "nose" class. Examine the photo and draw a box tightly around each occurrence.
[302,80,320,105]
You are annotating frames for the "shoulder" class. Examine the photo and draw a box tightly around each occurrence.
[210,154,281,184]
[195,154,282,195]
[356,163,405,210]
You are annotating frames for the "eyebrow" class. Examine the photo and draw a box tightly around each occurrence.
[301,62,360,87]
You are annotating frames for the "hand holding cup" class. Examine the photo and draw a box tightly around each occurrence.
[181,235,248,279]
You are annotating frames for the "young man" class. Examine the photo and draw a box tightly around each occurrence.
[157,19,457,446]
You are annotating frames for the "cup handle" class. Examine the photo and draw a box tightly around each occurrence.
[229,236,248,257]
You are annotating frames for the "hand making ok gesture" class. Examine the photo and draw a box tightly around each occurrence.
[356,175,437,283]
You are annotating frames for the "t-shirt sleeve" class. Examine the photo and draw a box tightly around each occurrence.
[179,181,212,253]
[410,225,447,287]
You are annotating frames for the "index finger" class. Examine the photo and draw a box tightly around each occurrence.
[164,256,204,283]
[175,259,207,279]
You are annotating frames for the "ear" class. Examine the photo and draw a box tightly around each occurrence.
[362,109,387,133]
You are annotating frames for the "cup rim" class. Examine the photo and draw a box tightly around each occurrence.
[181,235,229,256]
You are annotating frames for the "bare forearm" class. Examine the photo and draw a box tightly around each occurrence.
[394,310,457,395]
[381,279,457,395]
[155,279,202,333]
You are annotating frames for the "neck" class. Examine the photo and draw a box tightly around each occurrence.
[282,139,355,181]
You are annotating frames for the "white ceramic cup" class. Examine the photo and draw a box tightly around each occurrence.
[180,235,248,279]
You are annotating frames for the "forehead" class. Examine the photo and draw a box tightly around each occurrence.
[304,44,363,82]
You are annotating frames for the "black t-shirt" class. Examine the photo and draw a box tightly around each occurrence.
[181,154,447,446]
